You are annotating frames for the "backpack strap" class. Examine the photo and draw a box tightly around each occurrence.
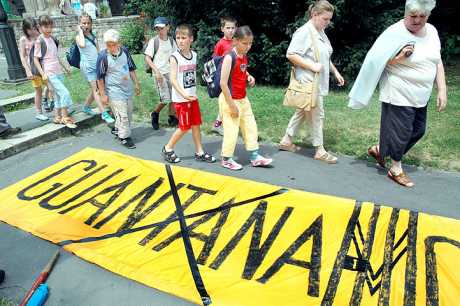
[96,49,108,80]
[153,35,160,58]
[122,46,137,71]
[39,37,47,60]
[85,33,97,48]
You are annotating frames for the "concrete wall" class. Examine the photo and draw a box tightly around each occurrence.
[8,15,140,47]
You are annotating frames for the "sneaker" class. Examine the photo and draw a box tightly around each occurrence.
[42,99,51,112]
[0,127,22,139]
[195,152,216,163]
[35,113,49,121]
[83,105,96,115]
[120,137,136,149]
[251,155,273,167]
[151,111,159,130]
[168,115,179,127]
[111,127,118,137]
[101,111,115,123]
[212,120,224,136]
[48,100,55,112]
[221,158,243,171]
[162,146,181,163]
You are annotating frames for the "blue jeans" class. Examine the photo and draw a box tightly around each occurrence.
[48,74,73,108]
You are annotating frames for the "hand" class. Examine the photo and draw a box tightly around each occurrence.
[391,45,415,64]
[135,83,141,96]
[101,94,109,105]
[229,103,239,118]
[42,73,48,81]
[334,71,345,87]
[247,74,255,87]
[26,71,33,79]
[185,95,197,101]
[155,72,163,84]
[64,67,71,76]
[311,63,323,73]
[436,90,447,112]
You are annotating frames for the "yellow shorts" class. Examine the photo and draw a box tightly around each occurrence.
[31,76,48,88]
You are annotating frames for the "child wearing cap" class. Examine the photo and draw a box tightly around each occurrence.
[162,24,216,164]
[96,29,141,149]
[144,16,178,130]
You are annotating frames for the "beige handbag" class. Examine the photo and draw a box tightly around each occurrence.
[283,27,320,111]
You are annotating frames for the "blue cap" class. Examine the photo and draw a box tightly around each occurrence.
[153,16,169,28]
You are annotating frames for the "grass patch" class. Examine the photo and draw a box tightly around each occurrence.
[0,297,15,306]
[1,54,459,171]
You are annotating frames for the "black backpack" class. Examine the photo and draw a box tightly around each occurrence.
[202,51,237,98]
[29,36,59,76]
[66,34,97,69]
[143,35,175,74]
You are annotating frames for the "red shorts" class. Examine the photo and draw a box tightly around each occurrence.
[173,100,202,131]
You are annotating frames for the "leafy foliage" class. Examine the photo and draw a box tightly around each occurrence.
[119,21,145,54]
[125,0,459,85]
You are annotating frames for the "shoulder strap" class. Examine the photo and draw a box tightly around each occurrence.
[169,36,175,49]
[153,36,160,57]
[39,37,47,59]
[308,26,320,63]
[85,34,97,47]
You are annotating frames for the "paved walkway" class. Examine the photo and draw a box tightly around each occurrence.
[0,124,459,305]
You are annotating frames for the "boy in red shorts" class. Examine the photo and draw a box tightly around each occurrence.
[162,24,216,164]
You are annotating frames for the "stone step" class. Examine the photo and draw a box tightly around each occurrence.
[0,111,102,160]
[0,92,35,108]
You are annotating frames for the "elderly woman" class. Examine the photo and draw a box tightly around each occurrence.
[279,0,345,164]
[349,0,447,187]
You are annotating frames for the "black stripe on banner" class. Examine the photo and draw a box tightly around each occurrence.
[58,188,287,246]
[165,164,212,306]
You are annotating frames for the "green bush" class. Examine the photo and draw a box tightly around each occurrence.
[120,21,145,54]
[125,0,459,85]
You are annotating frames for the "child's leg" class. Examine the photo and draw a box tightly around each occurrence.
[219,94,241,158]
[165,128,188,150]
[111,100,131,139]
[48,75,73,115]
[84,90,94,107]
[154,103,166,113]
[34,86,43,113]
[191,125,203,154]
[238,97,259,153]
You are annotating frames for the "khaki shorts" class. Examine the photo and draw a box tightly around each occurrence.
[31,76,48,88]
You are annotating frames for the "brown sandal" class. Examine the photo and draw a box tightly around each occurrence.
[279,143,300,152]
[61,116,77,129]
[53,116,62,124]
[368,145,386,168]
[314,152,338,164]
[387,170,414,188]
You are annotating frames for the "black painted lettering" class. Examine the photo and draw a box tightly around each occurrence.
[17,160,97,201]
[257,214,322,298]
[58,175,139,226]
[139,185,217,246]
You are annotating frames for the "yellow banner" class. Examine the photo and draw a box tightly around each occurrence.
[0,148,459,305]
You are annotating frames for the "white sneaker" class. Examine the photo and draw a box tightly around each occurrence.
[250,155,273,167]
[35,113,49,121]
[221,158,243,171]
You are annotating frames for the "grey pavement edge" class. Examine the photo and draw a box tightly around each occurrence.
[0,123,459,306]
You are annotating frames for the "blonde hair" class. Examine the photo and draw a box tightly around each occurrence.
[175,24,194,38]
[405,0,436,15]
[308,0,335,18]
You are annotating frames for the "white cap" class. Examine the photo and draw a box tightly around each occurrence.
[103,29,120,43]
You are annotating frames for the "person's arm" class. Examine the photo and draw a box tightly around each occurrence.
[330,62,345,86]
[18,39,32,78]
[169,56,195,100]
[129,71,141,96]
[145,55,163,83]
[387,45,414,66]
[246,70,255,87]
[220,54,238,118]
[75,26,85,48]
[96,52,109,105]
[435,60,447,112]
[287,53,322,73]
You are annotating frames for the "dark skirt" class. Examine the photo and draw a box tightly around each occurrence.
[379,102,427,162]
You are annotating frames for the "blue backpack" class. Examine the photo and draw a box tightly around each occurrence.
[202,51,237,98]
[66,34,97,69]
